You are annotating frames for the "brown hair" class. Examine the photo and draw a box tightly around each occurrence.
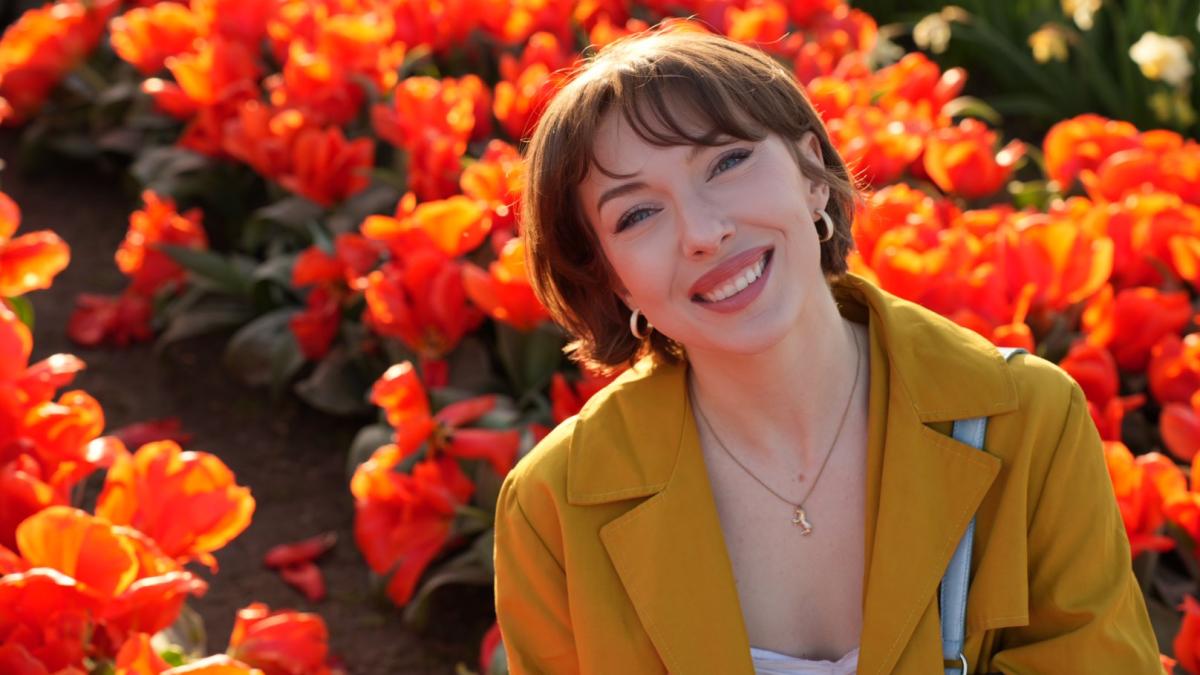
[521,26,859,375]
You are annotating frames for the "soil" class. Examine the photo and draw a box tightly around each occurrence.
[0,130,496,674]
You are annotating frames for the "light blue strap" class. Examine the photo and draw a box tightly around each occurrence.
[941,346,1026,675]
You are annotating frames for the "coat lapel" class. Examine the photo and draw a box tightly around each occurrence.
[565,274,1023,674]
[598,397,755,674]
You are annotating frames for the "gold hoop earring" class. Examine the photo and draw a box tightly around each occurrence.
[630,308,652,340]
[815,208,834,243]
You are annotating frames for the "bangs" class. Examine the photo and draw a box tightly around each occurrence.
[587,76,769,180]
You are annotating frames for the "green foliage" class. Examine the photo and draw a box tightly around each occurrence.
[858,0,1200,138]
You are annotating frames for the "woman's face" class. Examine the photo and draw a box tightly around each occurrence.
[577,105,832,358]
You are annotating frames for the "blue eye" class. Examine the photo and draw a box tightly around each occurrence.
[617,206,657,232]
[711,148,752,177]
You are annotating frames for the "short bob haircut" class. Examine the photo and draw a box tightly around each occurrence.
[521,26,859,375]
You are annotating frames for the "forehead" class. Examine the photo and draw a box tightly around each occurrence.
[584,96,754,182]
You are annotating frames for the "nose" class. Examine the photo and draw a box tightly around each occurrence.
[680,202,735,259]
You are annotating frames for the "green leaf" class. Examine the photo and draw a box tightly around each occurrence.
[401,531,495,628]
[294,347,372,416]
[5,296,34,330]
[495,323,564,394]
[155,303,256,352]
[447,335,503,392]
[159,604,206,660]
[223,308,299,387]
[940,96,1003,125]
[159,245,253,296]
[129,146,214,197]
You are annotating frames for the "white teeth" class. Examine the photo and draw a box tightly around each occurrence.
[700,255,766,303]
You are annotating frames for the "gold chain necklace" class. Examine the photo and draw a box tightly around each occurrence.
[690,323,864,536]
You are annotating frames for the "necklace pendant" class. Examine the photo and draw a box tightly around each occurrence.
[792,507,813,535]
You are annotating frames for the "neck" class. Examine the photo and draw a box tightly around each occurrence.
[684,283,863,471]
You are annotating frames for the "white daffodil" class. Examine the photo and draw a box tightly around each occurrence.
[1129,32,1194,87]
[1061,0,1101,31]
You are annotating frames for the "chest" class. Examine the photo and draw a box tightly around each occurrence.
[701,424,869,662]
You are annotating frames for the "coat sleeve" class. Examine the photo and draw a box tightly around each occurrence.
[987,381,1162,674]
[493,469,581,675]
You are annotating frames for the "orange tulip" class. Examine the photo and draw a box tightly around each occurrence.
[462,237,550,331]
[1149,333,1200,406]
[0,191,69,297]
[0,566,99,671]
[1103,443,1179,557]
[372,75,480,200]
[460,140,524,242]
[266,42,365,128]
[363,248,483,359]
[1161,393,1200,463]
[278,126,374,208]
[1000,209,1113,313]
[494,34,576,140]
[190,0,276,47]
[350,453,474,606]
[14,506,136,599]
[826,106,924,187]
[222,101,307,181]
[1088,192,1200,289]
[289,286,340,360]
[95,440,255,570]
[362,195,490,259]
[550,367,620,423]
[1059,341,1120,409]
[1079,132,1200,206]
[1083,284,1193,372]
[109,2,202,75]
[1042,114,1140,188]
[871,52,965,116]
[0,0,120,125]
[725,1,788,49]
[1176,595,1200,675]
[67,291,154,348]
[116,191,209,296]
[0,456,59,551]
[381,0,482,53]
[369,361,435,447]
[370,361,519,475]
[923,119,1024,199]
[156,36,261,116]
[227,603,332,675]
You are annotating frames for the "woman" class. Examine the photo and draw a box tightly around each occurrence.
[493,27,1161,674]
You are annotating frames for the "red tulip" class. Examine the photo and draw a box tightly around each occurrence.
[462,237,550,331]
[1083,284,1193,372]
[227,602,332,675]
[350,454,474,606]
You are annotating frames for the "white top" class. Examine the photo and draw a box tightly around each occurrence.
[750,645,860,674]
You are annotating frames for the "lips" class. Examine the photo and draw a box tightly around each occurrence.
[688,245,773,299]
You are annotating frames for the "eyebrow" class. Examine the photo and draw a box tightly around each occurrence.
[595,144,712,216]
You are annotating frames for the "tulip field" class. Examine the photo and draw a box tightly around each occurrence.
[3,0,1200,672]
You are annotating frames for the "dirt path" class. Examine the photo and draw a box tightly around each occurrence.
[1,131,494,674]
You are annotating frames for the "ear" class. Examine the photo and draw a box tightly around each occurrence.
[797,131,830,211]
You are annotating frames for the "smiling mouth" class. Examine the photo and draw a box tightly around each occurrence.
[691,248,773,304]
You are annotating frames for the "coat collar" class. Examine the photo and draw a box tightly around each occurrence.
[565,273,1021,674]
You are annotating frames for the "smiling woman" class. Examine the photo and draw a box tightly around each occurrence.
[495,25,1161,675]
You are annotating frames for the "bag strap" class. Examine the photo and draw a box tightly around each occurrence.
[941,346,1026,675]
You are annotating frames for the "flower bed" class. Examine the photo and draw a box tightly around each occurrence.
[3,0,1200,672]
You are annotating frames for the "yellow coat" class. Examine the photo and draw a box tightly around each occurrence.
[493,273,1161,674]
